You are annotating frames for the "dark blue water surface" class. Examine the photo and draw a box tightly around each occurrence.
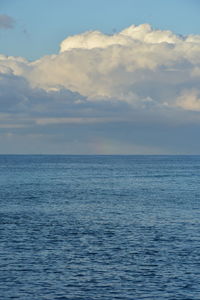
[1,155,200,300]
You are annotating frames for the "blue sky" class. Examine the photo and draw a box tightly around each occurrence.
[1,0,200,60]
[1,1,200,154]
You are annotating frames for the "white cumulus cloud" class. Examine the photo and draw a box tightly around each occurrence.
[14,23,198,112]
[1,23,200,122]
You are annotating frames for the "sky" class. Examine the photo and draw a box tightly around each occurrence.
[0,0,200,154]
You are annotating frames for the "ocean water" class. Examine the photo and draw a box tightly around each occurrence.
[1,155,200,300]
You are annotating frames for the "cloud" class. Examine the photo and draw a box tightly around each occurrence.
[176,89,200,111]
[1,24,200,153]
[2,23,200,114]
[0,14,15,29]
[60,24,181,52]
[17,24,199,111]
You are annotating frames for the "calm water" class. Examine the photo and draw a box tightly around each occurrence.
[1,155,200,300]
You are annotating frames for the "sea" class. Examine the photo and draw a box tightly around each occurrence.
[1,155,200,300]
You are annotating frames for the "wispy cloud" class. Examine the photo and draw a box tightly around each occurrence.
[0,14,15,29]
